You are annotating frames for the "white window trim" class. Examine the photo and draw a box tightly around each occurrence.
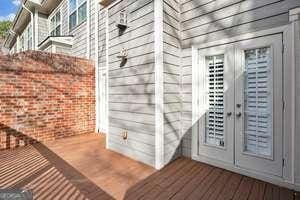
[68,0,87,31]
[191,24,296,190]
[27,23,32,49]
[49,9,62,36]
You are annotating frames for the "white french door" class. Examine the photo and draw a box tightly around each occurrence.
[196,34,283,177]
[197,44,235,165]
[234,35,283,176]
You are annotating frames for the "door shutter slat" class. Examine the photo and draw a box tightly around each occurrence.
[244,47,272,157]
[205,55,225,147]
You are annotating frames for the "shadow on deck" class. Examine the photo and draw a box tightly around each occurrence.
[0,124,298,200]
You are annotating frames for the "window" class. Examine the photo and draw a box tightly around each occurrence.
[69,0,87,30]
[50,11,61,36]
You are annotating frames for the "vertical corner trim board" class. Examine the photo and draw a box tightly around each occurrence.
[154,0,164,170]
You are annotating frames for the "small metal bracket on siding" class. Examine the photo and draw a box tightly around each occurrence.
[117,48,128,67]
[116,10,128,36]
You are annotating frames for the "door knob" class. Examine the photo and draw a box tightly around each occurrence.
[226,112,232,117]
[236,112,242,117]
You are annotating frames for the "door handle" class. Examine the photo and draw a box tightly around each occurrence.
[226,112,232,117]
[236,112,242,117]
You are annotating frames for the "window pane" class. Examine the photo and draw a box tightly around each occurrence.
[56,25,61,36]
[56,12,61,25]
[51,17,55,30]
[78,2,87,24]
[69,0,76,12]
[69,11,77,30]
[78,0,86,6]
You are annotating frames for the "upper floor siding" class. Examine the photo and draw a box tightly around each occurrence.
[181,0,300,48]
[38,13,48,45]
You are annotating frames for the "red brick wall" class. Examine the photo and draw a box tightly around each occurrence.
[0,51,95,149]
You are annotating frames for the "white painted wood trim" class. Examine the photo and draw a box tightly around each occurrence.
[95,1,100,133]
[191,24,296,188]
[52,45,57,53]
[283,22,296,183]
[105,9,110,148]
[191,46,199,157]
[296,177,300,191]
[289,7,300,21]
[105,0,122,10]
[34,9,38,50]
[86,0,90,59]
[154,0,164,170]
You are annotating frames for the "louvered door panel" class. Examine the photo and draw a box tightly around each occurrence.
[235,34,283,177]
[205,55,225,147]
[244,47,273,157]
[196,44,235,164]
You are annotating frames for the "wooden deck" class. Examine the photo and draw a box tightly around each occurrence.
[0,134,298,200]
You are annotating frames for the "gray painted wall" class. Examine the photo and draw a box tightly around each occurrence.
[105,0,156,167]
[89,0,96,60]
[98,9,107,69]
[163,0,182,164]
[180,0,300,158]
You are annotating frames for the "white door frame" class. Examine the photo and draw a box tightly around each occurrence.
[192,25,296,190]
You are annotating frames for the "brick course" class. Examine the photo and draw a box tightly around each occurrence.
[0,51,95,149]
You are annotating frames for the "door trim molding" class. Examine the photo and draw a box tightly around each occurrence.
[192,24,296,188]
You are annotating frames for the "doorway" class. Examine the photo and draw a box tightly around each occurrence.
[194,34,283,177]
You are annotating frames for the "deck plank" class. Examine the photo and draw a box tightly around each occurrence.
[201,170,232,200]
[124,159,190,200]
[248,180,266,200]
[233,176,255,200]
[280,187,294,200]
[263,184,274,200]
[0,134,296,200]
[155,163,205,200]
[216,173,243,200]
[186,168,223,200]
[295,192,300,200]
[170,164,214,200]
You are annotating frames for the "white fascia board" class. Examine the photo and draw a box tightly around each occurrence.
[38,36,74,50]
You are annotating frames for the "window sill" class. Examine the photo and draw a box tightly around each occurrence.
[69,20,87,33]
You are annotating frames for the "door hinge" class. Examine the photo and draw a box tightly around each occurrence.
[282,44,285,53]
[283,101,285,110]
[282,158,285,167]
